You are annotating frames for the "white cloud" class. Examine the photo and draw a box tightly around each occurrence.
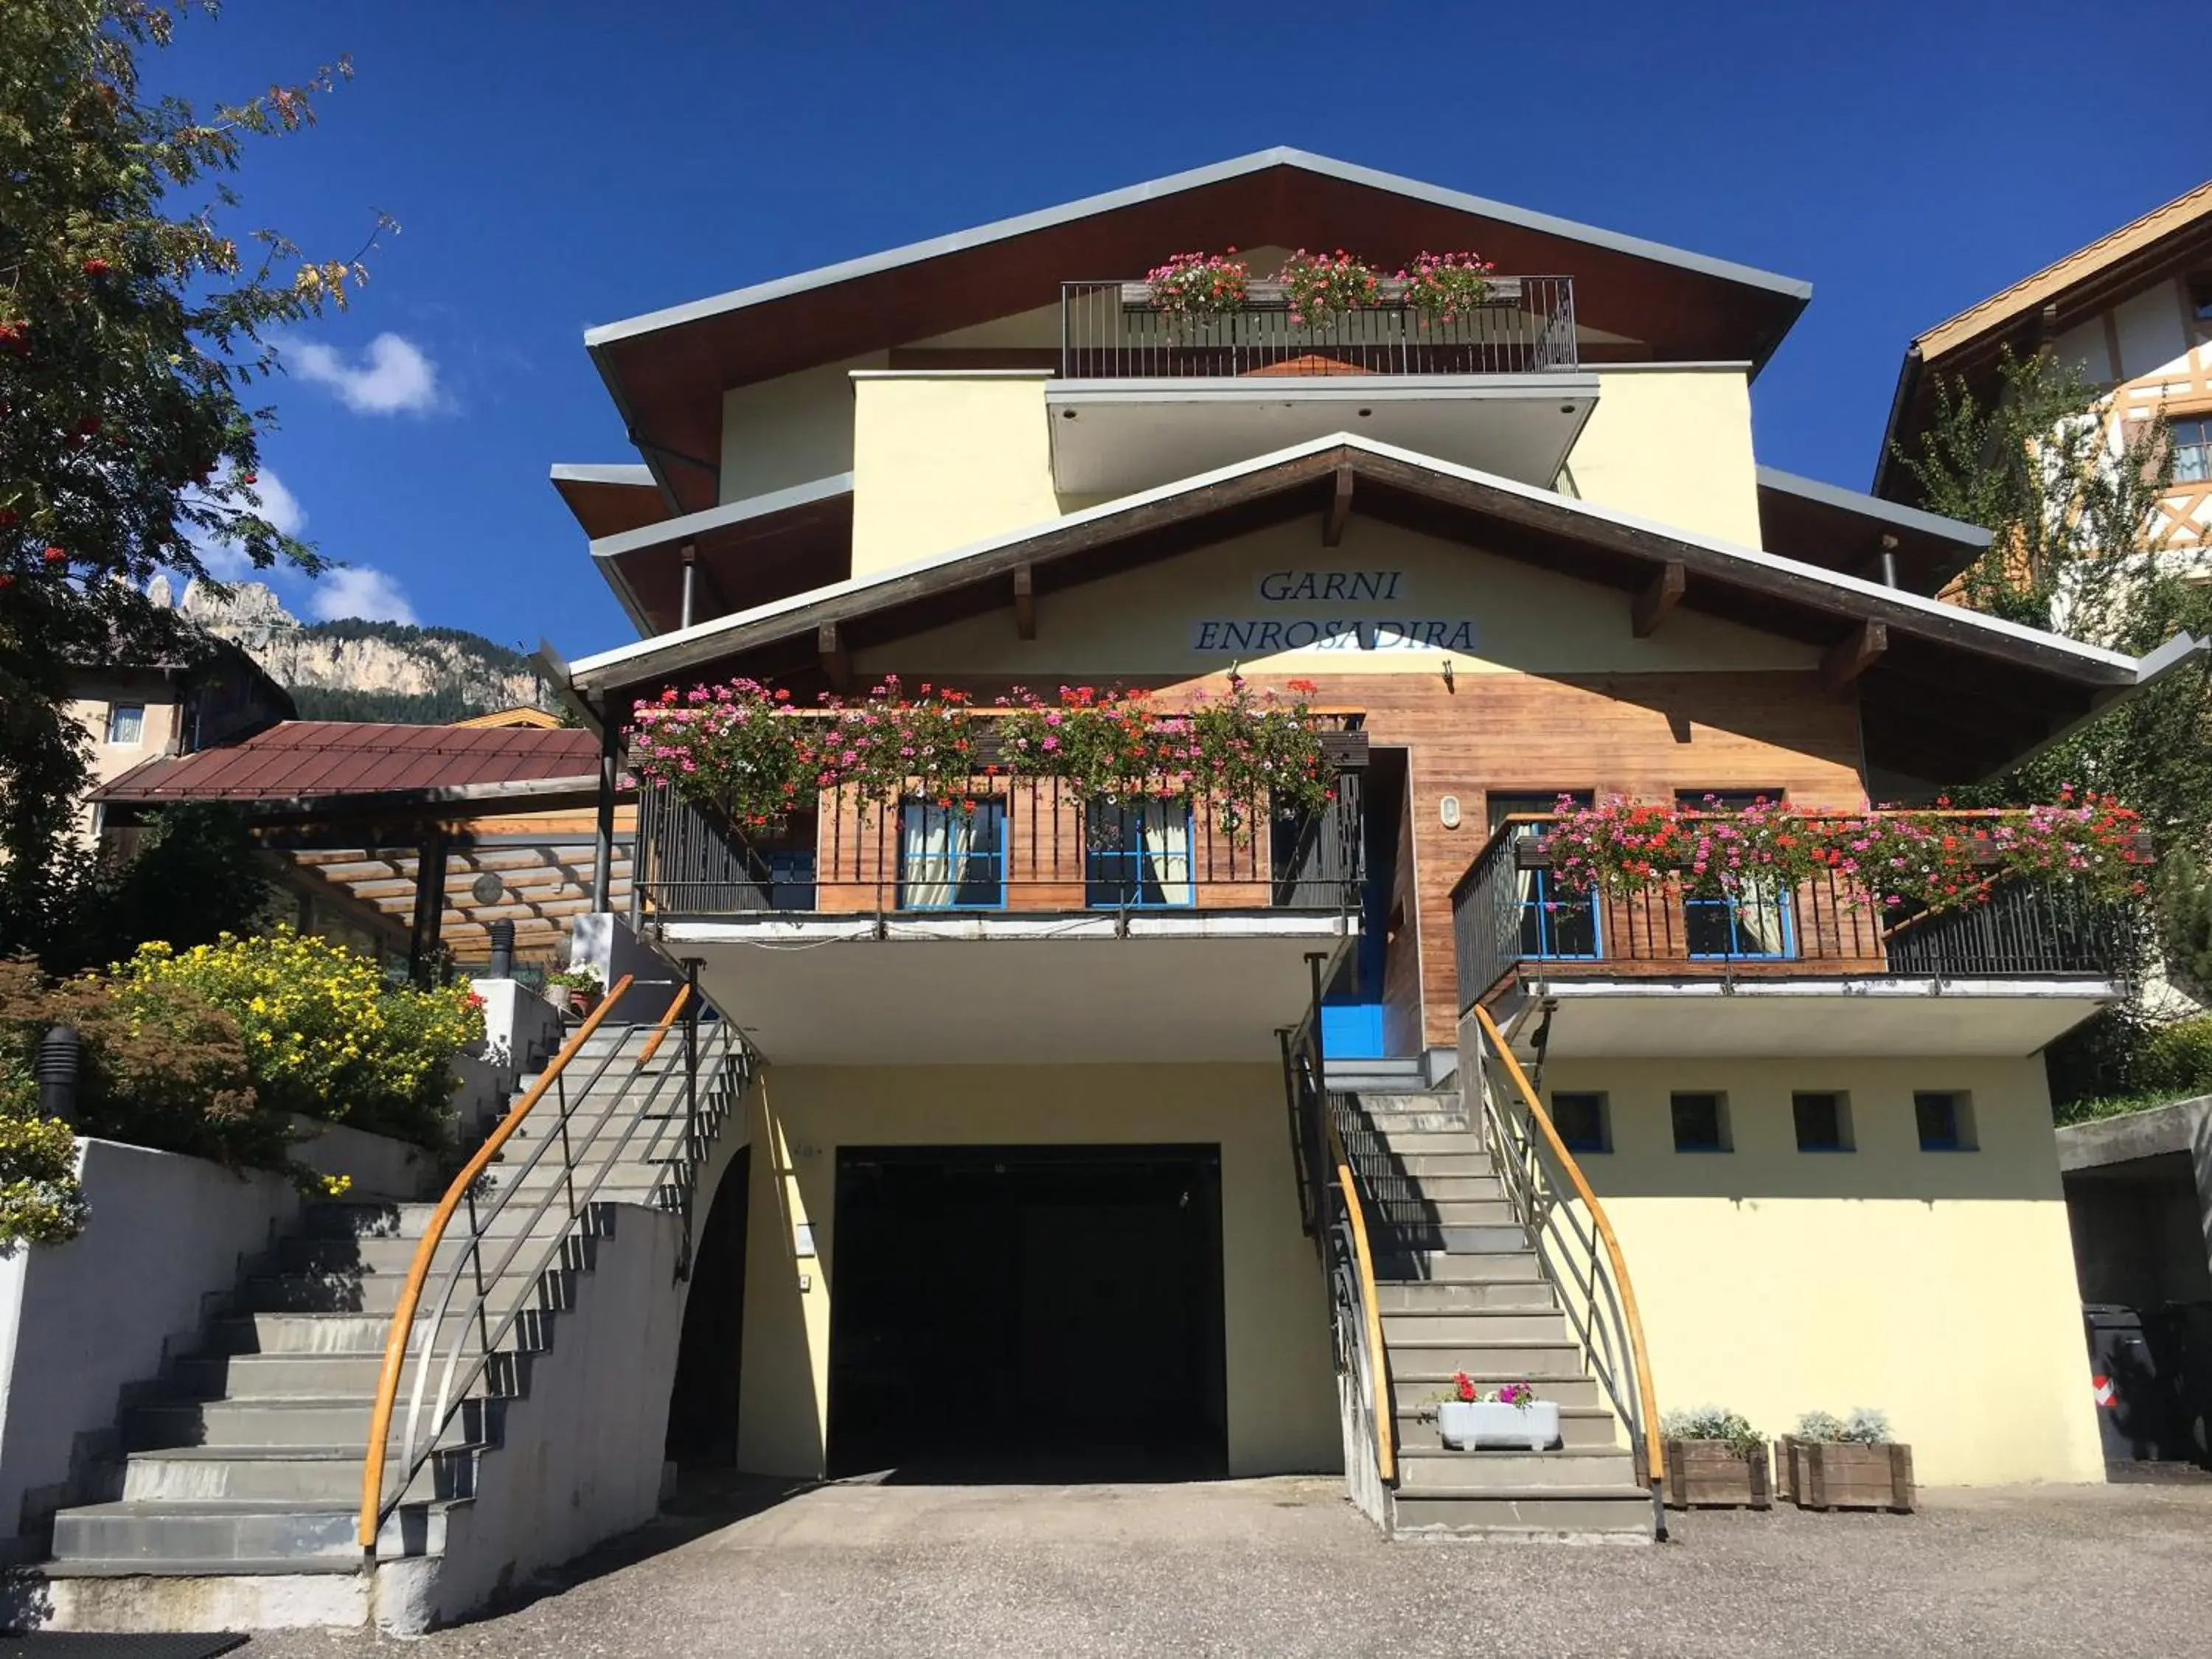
[184,466,307,578]
[288,332,444,415]
[311,566,418,625]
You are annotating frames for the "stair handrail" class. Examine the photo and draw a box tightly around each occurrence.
[1468,1004,1666,1532]
[1325,1114,1396,1488]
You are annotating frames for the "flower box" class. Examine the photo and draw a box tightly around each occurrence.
[1787,1439,1915,1512]
[1662,1438,1773,1509]
[1437,1399,1561,1451]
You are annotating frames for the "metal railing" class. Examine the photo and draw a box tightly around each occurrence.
[1451,813,2132,1012]
[1467,1003,1666,1539]
[1060,276,1579,379]
[635,768,1365,922]
[356,974,755,1557]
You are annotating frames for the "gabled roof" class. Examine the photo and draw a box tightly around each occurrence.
[561,434,2198,785]
[585,148,1812,512]
[1874,177,2212,499]
[1755,466,1991,594]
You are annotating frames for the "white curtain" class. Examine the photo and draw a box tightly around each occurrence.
[1140,800,1193,906]
[902,804,977,908]
[1731,877,1791,956]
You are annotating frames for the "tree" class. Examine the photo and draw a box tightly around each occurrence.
[1894,349,2212,1096]
[0,0,386,959]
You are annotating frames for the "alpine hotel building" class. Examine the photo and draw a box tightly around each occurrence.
[543,152,2201,1536]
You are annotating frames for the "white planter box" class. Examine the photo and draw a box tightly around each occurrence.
[1438,1399,1562,1452]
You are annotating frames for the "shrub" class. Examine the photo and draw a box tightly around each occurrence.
[0,1111,88,1256]
[116,930,482,1147]
[1661,1405,1765,1454]
[1794,1408,1893,1444]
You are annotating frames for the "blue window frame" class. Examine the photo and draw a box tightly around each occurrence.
[2175,415,2212,485]
[897,799,1006,910]
[1085,799,1194,908]
[1489,792,1600,961]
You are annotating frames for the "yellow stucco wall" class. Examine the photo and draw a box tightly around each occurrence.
[848,372,1065,578]
[730,1062,1339,1480]
[852,513,1818,681]
[1530,1053,2104,1486]
[718,352,884,505]
[1562,365,1761,547]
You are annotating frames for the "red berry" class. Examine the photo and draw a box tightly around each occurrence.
[42,546,66,565]
[243,473,257,486]
[81,258,108,276]
[0,574,13,591]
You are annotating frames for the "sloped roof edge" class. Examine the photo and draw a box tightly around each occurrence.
[1756,465,1993,549]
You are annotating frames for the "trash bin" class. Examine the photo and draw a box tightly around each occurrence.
[2084,1304,2174,1461]
[2145,1301,2212,1470]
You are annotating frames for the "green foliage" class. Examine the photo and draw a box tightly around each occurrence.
[1794,1408,1892,1444]
[118,929,481,1146]
[0,1109,89,1255]
[2050,1009,2212,1124]
[0,1,388,960]
[288,686,495,724]
[65,804,271,974]
[1661,1405,1765,1453]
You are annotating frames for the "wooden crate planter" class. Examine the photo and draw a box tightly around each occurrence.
[1663,1439,1772,1510]
[1787,1439,1916,1513]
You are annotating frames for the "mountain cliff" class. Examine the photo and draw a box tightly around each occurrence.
[164,578,552,724]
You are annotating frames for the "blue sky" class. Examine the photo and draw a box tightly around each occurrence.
[157,0,2205,659]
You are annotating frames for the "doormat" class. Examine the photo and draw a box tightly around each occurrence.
[0,1638,248,1658]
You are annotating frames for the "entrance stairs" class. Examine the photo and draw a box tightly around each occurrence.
[1326,1059,1655,1542]
[37,1020,740,1631]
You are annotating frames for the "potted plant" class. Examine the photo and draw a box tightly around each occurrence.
[1778,1409,1914,1512]
[1399,250,1498,324]
[1660,1406,1773,1509]
[1141,251,1250,333]
[1277,248,1382,327]
[546,964,602,1019]
[1434,1374,1560,1452]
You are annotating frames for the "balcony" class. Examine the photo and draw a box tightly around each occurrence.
[1046,277,1596,495]
[628,743,1366,1065]
[1452,813,2134,1060]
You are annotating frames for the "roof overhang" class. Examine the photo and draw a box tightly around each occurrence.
[588,473,854,640]
[584,147,1812,512]
[1755,465,1992,593]
[560,433,2200,785]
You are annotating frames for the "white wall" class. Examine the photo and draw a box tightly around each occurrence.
[0,1141,300,1554]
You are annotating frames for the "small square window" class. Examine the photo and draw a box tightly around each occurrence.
[2192,277,2212,323]
[1671,1091,1730,1153]
[1551,1092,1609,1155]
[1915,1091,1977,1152]
[105,703,145,745]
[1792,1091,1854,1152]
[2174,416,2212,485]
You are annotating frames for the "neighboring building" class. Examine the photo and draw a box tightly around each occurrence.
[535,150,2201,1510]
[65,632,294,844]
[1875,178,2212,556]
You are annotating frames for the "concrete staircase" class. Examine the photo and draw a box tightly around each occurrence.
[1328,1062,1656,1543]
[38,1021,736,1630]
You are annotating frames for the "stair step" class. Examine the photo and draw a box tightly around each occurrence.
[206,1310,550,1357]
[1381,1309,1568,1344]
[1375,1250,1543,1284]
[1391,1370,1601,1411]
[1374,1225,1528,1256]
[173,1349,534,1402]
[1394,1445,1639,1492]
[276,1227,598,1277]
[1388,1489,1655,1540]
[1372,1131,1485,1156]
[122,1445,477,1504]
[125,1396,495,1453]
[1381,1153,1495,1178]
[51,1500,389,1565]
[1383,1339,1590,1379]
[240,1265,579,1316]
[1394,1403,1621,1449]
[1374,1278,1554,1312]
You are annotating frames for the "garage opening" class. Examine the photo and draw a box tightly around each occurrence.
[827,1144,1228,1481]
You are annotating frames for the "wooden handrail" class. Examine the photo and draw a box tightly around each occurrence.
[357,973,636,1553]
[634,984,691,1067]
[1325,1116,1396,1486]
[1471,1003,1665,1489]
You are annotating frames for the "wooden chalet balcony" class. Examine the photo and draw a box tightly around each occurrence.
[631,730,1367,926]
[1451,813,2132,1016]
[1057,276,1579,380]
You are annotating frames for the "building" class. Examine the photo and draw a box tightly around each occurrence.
[1874,178,2212,556]
[536,150,2205,1517]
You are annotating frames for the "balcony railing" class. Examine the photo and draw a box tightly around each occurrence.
[634,767,1363,923]
[1450,813,2132,1012]
[1058,276,1578,380]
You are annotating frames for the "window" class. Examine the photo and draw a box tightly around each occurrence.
[1490,791,1600,960]
[1670,1092,1730,1152]
[1550,1092,1610,1155]
[1085,799,1193,908]
[2174,416,2212,486]
[1792,1091,1854,1152]
[105,702,145,745]
[897,799,1006,910]
[2192,277,2212,324]
[1675,790,1794,960]
[1915,1091,1977,1152]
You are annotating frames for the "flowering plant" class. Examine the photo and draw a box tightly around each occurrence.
[628,678,820,832]
[1792,1407,1892,1444]
[1398,250,1496,322]
[1144,250,1250,320]
[1662,1405,1766,1455]
[1537,789,2148,917]
[1439,1372,1537,1408]
[819,677,978,809]
[1278,248,1382,327]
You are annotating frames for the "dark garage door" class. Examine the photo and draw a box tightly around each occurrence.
[827,1144,1228,1480]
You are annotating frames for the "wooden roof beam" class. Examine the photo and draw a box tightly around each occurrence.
[1819,622,1888,695]
[1323,463,1354,549]
[1013,563,1036,641]
[818,621,852,693]
[1631,560,1686,638]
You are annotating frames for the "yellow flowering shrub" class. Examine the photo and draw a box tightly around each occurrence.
[120,929,484,1147]
[0,1112,89,1255]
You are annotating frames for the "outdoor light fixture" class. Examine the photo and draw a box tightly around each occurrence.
[1439,795,1462,830]
[470,872,504,905]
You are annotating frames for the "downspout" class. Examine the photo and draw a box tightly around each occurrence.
[680,541,698,631]
[592,704,618,913]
